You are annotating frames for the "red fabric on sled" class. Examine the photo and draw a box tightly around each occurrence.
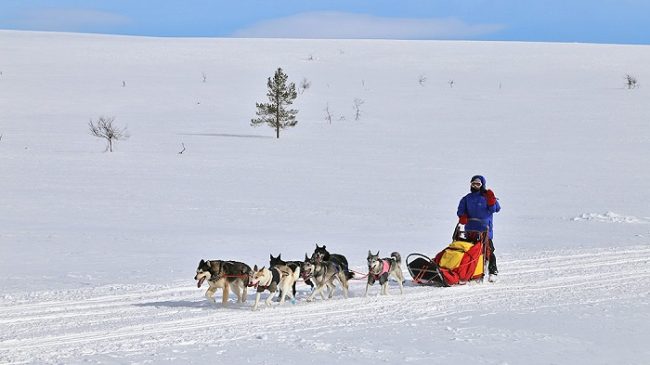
[433,242,484,285]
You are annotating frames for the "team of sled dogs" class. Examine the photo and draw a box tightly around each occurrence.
[194,244,405,310]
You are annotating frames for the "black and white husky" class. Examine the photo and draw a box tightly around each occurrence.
[301,254,349,301]
[269,253,313,295]
[194,259,252,305]
[250,264,300,311]
[311,244,355,281]
[365,251,405,296]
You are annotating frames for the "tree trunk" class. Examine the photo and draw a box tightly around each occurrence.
[275,98,281,139]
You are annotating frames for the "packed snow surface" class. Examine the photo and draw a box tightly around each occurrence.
[1,31,649,364]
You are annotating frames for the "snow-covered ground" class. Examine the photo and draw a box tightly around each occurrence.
[1,31,649,364]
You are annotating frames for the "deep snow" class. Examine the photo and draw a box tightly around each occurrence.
[1,31,649,364]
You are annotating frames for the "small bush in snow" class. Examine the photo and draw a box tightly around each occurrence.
[324,103,333,124]
[88,116,129,152]
[625,74,638,89]
[418,74,427,86]
[299,78,311,94]
[353,98,364,121]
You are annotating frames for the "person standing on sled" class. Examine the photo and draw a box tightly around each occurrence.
[457,175,501,282]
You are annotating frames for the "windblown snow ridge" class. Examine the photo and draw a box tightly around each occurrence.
[572,211,650,224]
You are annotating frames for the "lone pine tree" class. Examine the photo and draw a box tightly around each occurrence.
[251,67,298,139]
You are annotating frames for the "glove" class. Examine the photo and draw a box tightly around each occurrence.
[485,189,497,207]
[458,214,468,225]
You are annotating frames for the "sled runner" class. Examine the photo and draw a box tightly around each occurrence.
[406,224,490,286]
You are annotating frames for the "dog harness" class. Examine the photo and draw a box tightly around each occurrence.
[373,260,390,280]
[256,268,281,293]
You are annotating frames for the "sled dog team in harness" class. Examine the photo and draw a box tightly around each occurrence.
[194,175,500,309]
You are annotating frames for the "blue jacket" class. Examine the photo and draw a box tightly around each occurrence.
[457,176,501,239]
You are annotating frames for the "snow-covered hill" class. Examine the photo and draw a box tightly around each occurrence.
[1,31,649,364]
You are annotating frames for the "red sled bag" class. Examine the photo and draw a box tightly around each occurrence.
[406,226,489,287]
[434,240,485,285]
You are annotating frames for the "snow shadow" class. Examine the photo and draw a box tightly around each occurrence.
[134,300,252,310]
[134,300,207,309]
[179,132,273,139]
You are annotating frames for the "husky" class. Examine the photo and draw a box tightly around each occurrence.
[270,253,313,296]
[301,254,349,301]
[365,251,405,296]
[250,264,300,311]
[194,259,252,305]
[311,244,355,281]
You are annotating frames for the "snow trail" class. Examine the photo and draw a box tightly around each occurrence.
[1,246,648,364]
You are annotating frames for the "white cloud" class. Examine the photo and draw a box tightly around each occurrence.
[232,11,504,40]
[12,8,130,32]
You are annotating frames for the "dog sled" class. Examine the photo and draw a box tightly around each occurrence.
[406,224,490,287]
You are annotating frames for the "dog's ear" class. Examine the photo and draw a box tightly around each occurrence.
[269,254,274,260]
[278,253,282,260]
[305,253,309,261]
[315,243,319,249]
[367,250,372,257]
[376,250,380,256]
[253,264,258,271]
[199,259,204,265]
[205,260,210,266]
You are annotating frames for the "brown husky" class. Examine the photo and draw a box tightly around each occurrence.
[194,259,252,305]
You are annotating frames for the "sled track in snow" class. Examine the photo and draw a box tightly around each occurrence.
[1,246,649,364]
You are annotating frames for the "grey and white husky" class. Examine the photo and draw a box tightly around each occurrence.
[365,251,405,296]
[194,259,252,305]
[311,244,355,281]
[301,254,349,301]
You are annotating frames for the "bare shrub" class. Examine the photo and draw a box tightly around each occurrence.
[299,77,311,94]
[418,74,427,86]
[88,116,129,152]
[625,74,638,89]
[353,98,364,121]
[324,103,332,124]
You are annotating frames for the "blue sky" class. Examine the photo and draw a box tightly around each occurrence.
[1,0,648,44]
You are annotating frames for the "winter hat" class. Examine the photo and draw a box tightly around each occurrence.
[470,175,486,186]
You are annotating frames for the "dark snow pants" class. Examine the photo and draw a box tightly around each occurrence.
[488,239,498,275]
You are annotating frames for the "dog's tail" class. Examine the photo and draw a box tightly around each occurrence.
[345,269,355,280]
[291,265,301,283]
[391,252,402,264]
